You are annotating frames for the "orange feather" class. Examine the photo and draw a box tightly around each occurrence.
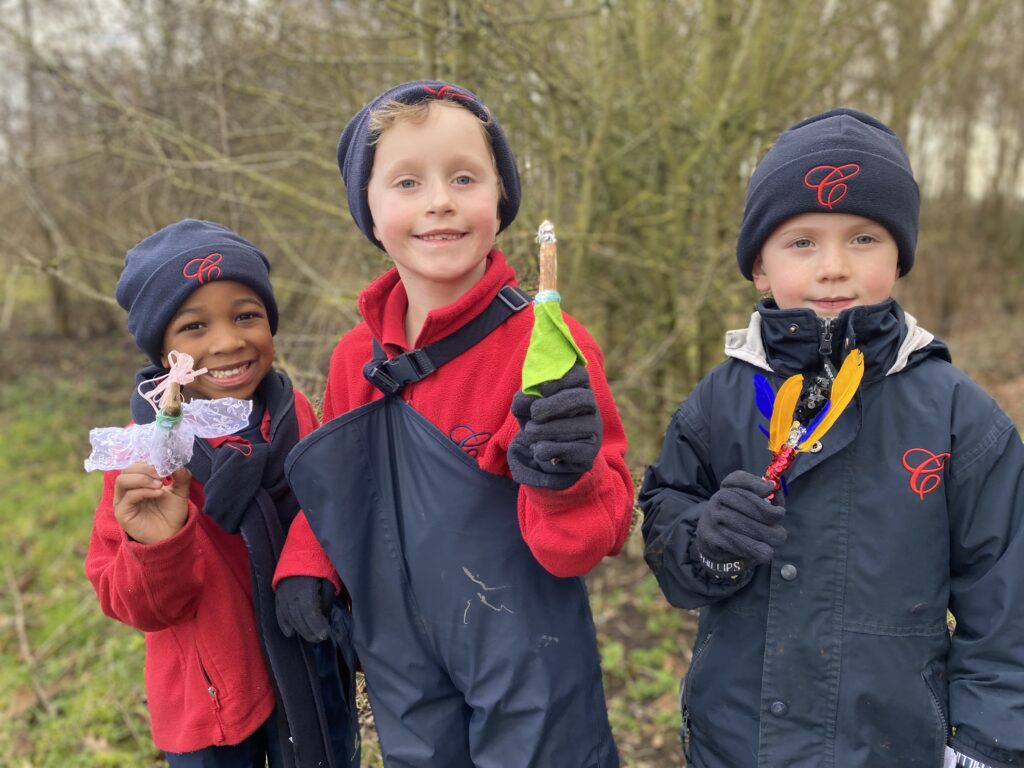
[769,374,804,453]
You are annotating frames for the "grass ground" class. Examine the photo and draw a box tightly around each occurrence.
[0,333,691,767]
[0,335,163,767]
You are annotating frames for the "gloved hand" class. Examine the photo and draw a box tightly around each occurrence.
[275,576,335,643]
[695,470,786,576]
[507,364,602,491]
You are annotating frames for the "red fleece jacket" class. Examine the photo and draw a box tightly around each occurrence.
[276,251,633,581]
[85,390,325,753]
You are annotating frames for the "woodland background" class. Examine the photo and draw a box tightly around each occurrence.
[1,1,1022,766]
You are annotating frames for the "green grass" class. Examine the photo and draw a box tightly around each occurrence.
[0,370,162,766]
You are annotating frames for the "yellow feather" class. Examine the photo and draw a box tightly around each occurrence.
[769,374,804,452]
[799,349,865,450]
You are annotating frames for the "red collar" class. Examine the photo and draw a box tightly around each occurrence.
[359,249,519,354]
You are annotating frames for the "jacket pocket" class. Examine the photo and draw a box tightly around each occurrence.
[681,630,713,739]
[194,639,224,717]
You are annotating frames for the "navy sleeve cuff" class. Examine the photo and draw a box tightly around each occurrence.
[696,549,749,579]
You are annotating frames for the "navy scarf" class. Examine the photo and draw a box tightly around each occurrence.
[132,367,336,768]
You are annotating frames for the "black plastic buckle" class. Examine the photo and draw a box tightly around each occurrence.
[363,360,403,396]
[385,349,435,382]
[497,285,531,312]
[363,349,437,396]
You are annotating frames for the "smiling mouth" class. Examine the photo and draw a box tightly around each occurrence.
[207,362,253,380]
[415,232,465,241]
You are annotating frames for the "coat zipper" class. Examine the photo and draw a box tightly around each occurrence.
[196,644,226,742]
[923,673,950,755]
[683,631,714,704]
[817,317,838,380]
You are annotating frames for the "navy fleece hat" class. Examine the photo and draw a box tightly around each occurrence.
[337,80,521,250]
[737,108,920,280]
[116,219,279,366]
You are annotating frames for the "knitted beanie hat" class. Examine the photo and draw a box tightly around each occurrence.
[736,108,920,280]
[116,219,279,366]
[337,80,521,250]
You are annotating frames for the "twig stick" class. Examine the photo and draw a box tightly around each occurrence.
[160,380,182,418]
[537,220,558,294]
[5,564,57,716]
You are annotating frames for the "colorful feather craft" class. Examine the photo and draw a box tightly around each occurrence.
[755,349,865,497]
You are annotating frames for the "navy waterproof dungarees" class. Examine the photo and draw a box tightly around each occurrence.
[285,291,618,767]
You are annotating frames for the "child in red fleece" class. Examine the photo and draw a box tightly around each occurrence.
[85,219,356,767]
[274,81,632,766]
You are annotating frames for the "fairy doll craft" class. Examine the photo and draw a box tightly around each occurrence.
[84,350,251,476]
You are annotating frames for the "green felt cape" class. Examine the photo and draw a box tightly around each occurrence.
[521,292,587,396]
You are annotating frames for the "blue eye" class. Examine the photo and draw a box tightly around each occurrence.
[399,179,416,189]
[793,238,813,248]
[454,175,473,185]
[854,234,877,245]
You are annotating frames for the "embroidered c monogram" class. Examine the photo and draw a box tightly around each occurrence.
[450,425,492,458]
[803,163,861,208]
[182,252,224,284]
[901,448,950,500]
[423,84,476,103]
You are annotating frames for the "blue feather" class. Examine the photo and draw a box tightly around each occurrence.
[753,374,775,421]
[798,401,831,446]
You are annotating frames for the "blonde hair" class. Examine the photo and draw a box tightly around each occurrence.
[368,99,508,202]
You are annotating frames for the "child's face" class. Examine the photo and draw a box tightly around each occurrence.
[160,279,274,401]
[366,103,502,299]
[752,212,900,318]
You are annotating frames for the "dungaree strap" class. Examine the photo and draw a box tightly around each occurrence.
[363,285,531,395]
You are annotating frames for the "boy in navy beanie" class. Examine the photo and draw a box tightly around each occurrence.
[641,109,1024,767]
[86,219,358,767]
[273,80,632,765]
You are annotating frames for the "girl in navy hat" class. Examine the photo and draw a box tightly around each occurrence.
[85,219,358,768]
[641,109,1024,767]
[273,81,633,766]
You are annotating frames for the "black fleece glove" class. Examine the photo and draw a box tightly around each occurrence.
[695,471,786,576]
[507,364,602,491]
[275,575,334,643]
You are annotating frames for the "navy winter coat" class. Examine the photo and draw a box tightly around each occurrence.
[641,299,1024,768]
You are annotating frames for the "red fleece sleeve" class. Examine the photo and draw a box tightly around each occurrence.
[85,470,204,632]
[273,511,342,591]
[515,324,635,577]
[273,387,343,593]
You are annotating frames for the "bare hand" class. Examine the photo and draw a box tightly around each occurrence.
[113,462,191,544]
